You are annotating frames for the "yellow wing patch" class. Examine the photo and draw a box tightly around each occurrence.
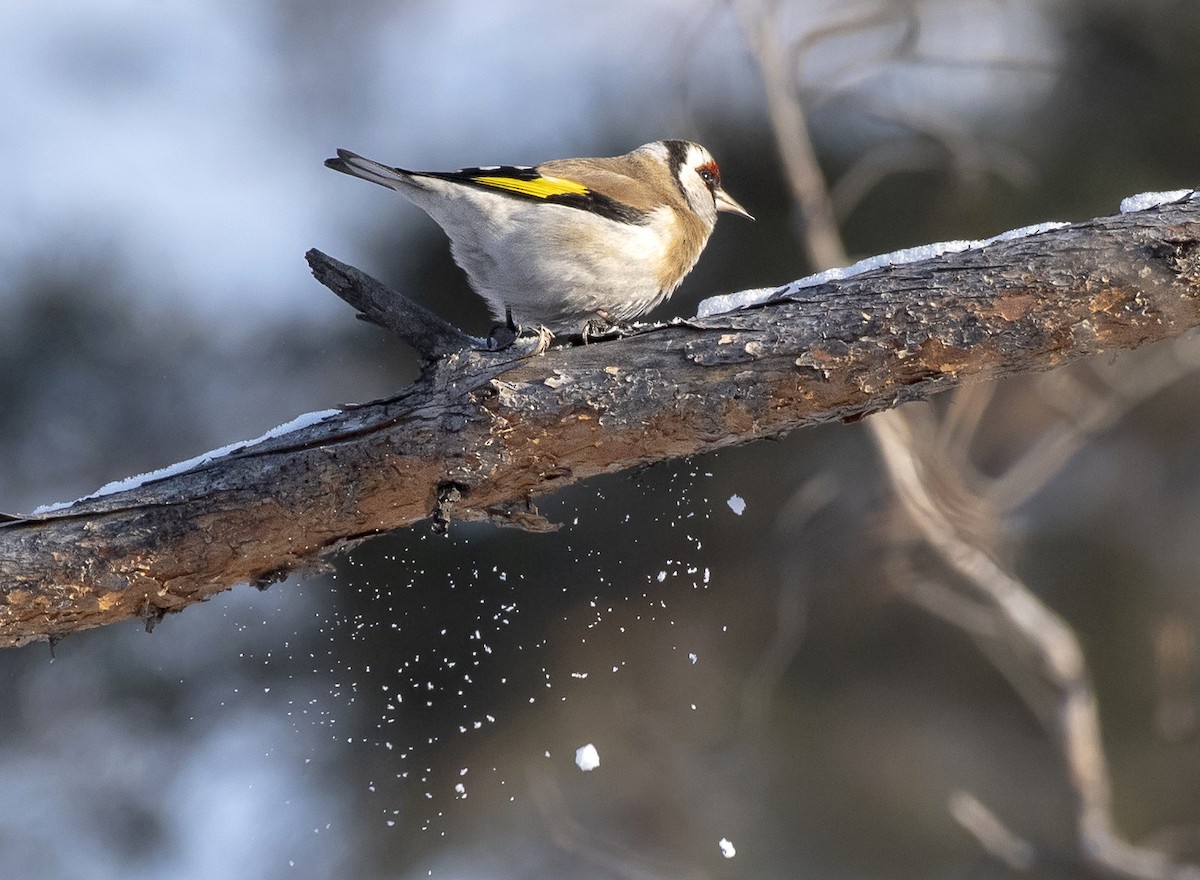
[472,174,589,199]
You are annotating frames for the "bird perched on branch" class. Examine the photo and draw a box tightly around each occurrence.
[325,140,752,340]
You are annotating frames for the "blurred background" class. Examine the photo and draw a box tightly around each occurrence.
[2,1,1200,877]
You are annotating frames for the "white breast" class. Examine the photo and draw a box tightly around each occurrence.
[396,181,686,332]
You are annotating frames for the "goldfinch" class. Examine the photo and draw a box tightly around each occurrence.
[325,140,752,335]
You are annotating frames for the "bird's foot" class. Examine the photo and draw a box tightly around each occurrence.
[578,312,636,344]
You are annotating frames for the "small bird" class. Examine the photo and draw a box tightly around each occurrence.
[325,140,752,337]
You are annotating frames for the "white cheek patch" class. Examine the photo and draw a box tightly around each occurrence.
[680,176,717,223]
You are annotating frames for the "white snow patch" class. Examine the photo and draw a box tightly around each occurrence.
[689,652,698,664]
[1119,189,1196,213]
[574,743,600,772]
[698,286,778,317]
[727,494,746,516]
[697,221,1069,318]
[33,408,341,514]
[719,838,736,858]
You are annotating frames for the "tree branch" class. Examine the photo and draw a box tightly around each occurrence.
[306,249,481,362]
[2,200,1199,647]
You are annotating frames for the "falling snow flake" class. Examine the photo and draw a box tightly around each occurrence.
[575,743,600,771]
[727,495,746,516]
[719,838,736,858]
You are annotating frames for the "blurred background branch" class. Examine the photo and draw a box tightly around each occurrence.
[734,0,1200,877]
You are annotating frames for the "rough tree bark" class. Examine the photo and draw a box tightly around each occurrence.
[1,199,1198,647]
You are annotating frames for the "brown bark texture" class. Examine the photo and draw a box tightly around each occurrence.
[2,199,1199,647]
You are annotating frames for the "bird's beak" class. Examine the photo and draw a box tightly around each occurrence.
[714,187,754,220]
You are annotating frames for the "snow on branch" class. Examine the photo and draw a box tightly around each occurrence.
[2,196,1199,647]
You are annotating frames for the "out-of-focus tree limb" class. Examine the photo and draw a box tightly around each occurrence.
[2,203,1200,648]
[735,3,1199,877]
[873,413,1200,880]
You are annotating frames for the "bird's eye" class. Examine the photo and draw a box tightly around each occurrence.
[696,161,720,190]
